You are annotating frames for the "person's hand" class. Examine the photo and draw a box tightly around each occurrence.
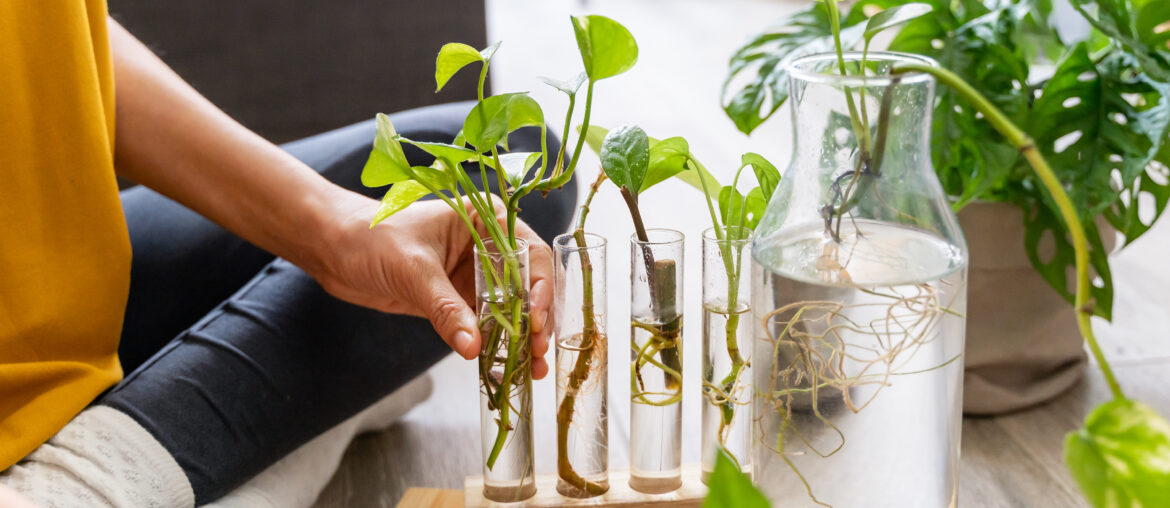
[308,192,553,379]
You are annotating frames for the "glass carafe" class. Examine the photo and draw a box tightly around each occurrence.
[750,52,968,507]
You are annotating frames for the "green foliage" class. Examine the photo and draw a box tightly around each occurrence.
[362,113,413,187]
[721,2,865,134]
[725,0,1170,320]
[486,152,542,188]
[703,448,771,508]
[1064,399,1170,507]
[599,124,650,194]
[434,42,498,92]
[371,180,431,228]
[721,0,929,135]
[863,3,933,43]
[540,72,587,95]
[1022,43,1170,317]
[398,138,477,167]
[572,14,639,81]
[644,137,691,189]
[742,152,780,201]
[462,92,544,152]
[1069,0,1170,81]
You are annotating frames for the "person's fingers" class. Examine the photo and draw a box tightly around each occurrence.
[532,355,549,380]
[451,261,476,308]
[409,257,481,360]
[515,221,553,360]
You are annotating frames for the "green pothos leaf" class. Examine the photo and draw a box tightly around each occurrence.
[644,137,691,191]
[580,124,608,155]
[742,152,780,202]
[462,92,544,152]
[540,72,588,96]
[1064,399,1170,508]
[483,152,542,188]
[703,448,770,508]
[362,113,412,187]
[572,14,638,81]
[435,43,486,93]
[718,185,746,230]
[599,124,650,195]
[744,187,767,229]
[371,179,431,228]
[398,138,478,166]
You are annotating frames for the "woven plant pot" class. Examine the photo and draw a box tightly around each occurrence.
[958,202,1114,415]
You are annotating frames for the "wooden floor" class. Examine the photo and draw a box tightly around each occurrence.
[313,0,1170,506]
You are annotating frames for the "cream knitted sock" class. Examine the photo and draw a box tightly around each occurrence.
[0,406,195,508]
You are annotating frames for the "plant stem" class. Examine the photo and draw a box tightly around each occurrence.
[619,187,683,394]
[556,173,608,495]
[892,62,1125,400]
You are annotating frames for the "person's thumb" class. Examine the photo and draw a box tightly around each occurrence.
[414,264,480,359]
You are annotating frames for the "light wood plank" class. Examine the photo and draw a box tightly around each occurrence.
[398,488,463,508]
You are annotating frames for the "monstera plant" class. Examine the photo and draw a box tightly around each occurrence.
[719,0,1170,506]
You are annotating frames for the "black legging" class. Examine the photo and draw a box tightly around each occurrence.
[100,102,575,504]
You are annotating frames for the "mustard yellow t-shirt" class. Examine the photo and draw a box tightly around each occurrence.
[0,0,130,469]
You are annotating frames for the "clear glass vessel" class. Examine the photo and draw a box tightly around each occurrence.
[553,232,609,498]
[750,52,968,507]
[628,228,685,494]
[475,239,535,502]
[701,226,753,483]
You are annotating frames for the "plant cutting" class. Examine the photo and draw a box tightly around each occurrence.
[690,151,779,482]
[584,124,781,479]
[359,14,636,502]
[725,0,1170,506]
[590,124,689,493]
[550,15,640,499]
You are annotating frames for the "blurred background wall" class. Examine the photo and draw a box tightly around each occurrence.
[108,0,488,144]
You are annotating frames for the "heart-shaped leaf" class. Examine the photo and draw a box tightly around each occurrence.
[399,138,478,165]
[583,124,720,197]
[600,124,650,194]
[435,43,484,92]
[1064,398,1170,508]
[479,40,502,61]
[371,179,431,228]
[540,72,588,96]
[744,187,767,229]
[572,14,638,81]
[703,448,769,508]
[463,93,545,152]
[643,136,691,191]
[718,185,746,230]
[482,152,542,188]
[362,113,412,187]
[741,152,780,203]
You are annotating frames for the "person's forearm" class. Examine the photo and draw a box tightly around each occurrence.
[108,18,347,274]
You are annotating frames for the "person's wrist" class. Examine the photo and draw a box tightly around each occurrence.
[296,184,366,281]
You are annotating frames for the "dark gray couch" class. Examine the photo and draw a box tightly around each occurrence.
[109,0,487,144]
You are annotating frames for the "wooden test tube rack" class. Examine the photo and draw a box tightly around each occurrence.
[463,463,706,507]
